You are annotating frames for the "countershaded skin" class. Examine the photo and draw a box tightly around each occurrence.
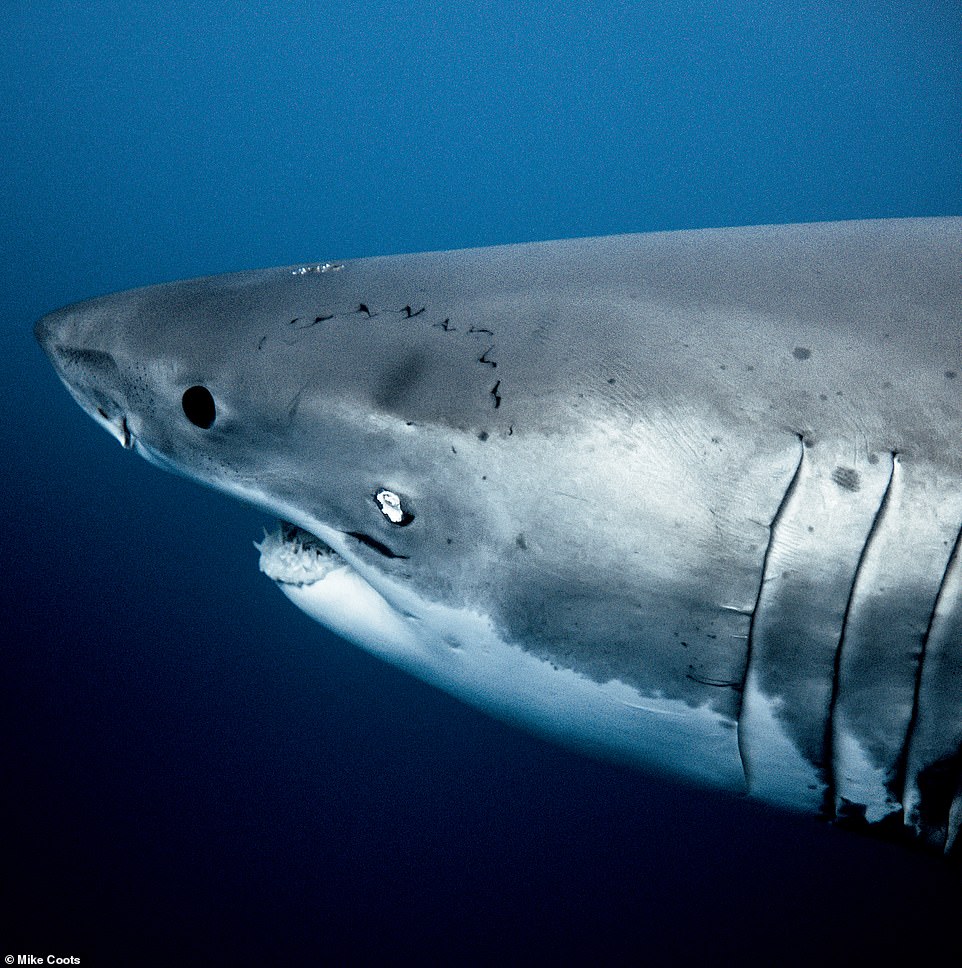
[35,219,962,850]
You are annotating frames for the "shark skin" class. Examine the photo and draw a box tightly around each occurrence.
[35,218,962,853]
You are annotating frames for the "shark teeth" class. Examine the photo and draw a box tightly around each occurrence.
[255,521,345,586]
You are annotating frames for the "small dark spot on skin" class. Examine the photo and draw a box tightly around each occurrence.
[746,365,754,372]
[792,347,812,361]
[832,466,861,492]
[711,436,721,445]
[719,363,727,371]
[516,534,528,550]
[481,475,487,481]
[868,453,879,465]
[607,378,616,385]
[882,381,893,390]
[446,538,453,545]
[819,394,828,401]
[451,446,458,454]
[257,335,267,350]
[946,371,957,380]
[477,431,489,441]
[681,642,689,649]
[836,390,844,397]
[808,525,815,533]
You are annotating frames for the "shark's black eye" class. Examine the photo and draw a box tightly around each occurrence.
[182,385,216,429]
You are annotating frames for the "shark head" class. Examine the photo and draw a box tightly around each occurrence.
[34,263,523,628]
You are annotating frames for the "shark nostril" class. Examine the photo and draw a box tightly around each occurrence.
[55,346,118,373]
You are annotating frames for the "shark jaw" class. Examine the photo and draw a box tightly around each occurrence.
[256,522,418,653]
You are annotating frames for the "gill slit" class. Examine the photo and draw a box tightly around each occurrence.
[822,450,899,819]
[896,517,962,811]
[736,433,806,790]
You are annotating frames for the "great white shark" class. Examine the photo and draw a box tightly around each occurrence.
[35,218,962,853]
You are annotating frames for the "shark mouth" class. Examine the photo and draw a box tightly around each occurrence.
[256,520,407,591]
[255,521,420,659]
[256,522,343,586]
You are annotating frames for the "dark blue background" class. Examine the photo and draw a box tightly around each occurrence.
[4,2,961,964]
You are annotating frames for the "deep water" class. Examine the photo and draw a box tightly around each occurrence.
[4,2,962,964]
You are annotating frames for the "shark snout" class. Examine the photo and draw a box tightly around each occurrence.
[35,307,89,366]
[34,308,134,450]
[35,309,120,386]
[34,308,73,359]
[33,312,55,350]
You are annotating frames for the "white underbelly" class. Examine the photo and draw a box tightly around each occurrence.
[257,527,746,795]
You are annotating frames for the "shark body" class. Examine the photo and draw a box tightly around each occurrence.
[36,218,962,852]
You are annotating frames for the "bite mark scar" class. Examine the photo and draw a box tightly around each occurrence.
[687,670,742,690]
[490,380,502,409]
[289,315,334,330]
[357,303,375,317]
[479,347,497,368]
[434,318,455,331]
[402,305,425,318]
[468,325,494,335]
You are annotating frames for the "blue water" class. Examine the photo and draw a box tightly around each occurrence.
[5,2,961,963]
